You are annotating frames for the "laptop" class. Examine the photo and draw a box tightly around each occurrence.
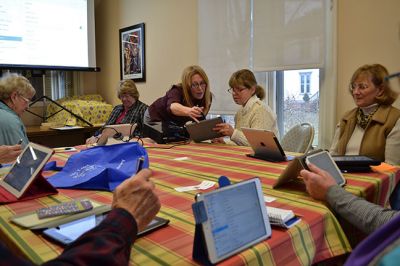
[185,117,224,142]
[97,123,137,145]
[242,127,294,162]
[0,143,53,199]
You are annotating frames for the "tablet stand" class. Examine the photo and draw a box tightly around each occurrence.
[191,176,231,265]
[0,171,58,204]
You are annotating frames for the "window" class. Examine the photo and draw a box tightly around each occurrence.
[0,70,76,101]
[278,69,319,146]
[299,72,311,94]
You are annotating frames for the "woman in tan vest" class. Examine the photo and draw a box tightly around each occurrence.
[330,64,400,165]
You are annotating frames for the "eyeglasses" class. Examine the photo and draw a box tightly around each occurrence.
[351,83,369,91]
[18,94,31,104]
[191,81,207,90]
[227,87,248,94]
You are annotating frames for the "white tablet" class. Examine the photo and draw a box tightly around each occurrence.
[305,150,346,186]
[0,143,53,198]
[97,123,137,145]
[195,178,271,264]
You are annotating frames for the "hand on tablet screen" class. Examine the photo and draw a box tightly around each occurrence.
[300,163,337,201]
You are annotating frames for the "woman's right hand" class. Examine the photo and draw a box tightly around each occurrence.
[187,106,204,122]
[86,136,99,145]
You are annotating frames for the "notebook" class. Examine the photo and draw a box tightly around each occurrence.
[267,206,301,229]
[185,117,224,142]
[242,127,294,162]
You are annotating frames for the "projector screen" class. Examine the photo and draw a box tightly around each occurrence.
[0,0,97,71]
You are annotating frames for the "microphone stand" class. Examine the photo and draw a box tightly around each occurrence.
[26,95,93,127]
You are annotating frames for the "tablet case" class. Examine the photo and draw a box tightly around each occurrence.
[185,117,224,142]
[0,171,58,204]
[10,199,111,230]
[191,176,231,265]
[332,155,381,172]
[273,149,322,188]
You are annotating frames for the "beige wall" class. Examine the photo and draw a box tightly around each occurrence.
[337,0,400,122]
[92,0,198,107]
[90,0,400,126]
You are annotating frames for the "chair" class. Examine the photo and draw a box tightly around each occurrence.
[281,123,314,153]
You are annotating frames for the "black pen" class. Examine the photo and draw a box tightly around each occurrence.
[195,105,206,120]
[385,72,400,81]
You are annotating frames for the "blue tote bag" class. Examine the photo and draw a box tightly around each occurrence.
[47,142,149,191]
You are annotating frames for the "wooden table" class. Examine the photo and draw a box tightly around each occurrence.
[26,126,101,148]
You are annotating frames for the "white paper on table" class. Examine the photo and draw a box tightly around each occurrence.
[175,180,216,192]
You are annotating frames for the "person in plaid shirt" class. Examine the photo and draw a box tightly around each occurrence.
[0,168,160,266]
[86,79,148,144]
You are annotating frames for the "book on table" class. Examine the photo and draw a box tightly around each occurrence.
[267,206,301,229]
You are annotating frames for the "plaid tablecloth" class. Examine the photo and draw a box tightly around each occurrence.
[1,143,399,265]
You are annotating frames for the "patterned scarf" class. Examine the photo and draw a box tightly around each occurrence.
[356,106,378,129]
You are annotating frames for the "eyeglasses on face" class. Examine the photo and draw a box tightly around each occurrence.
[351,83,369,91]
[18,94,31,104]
[191,81,207,90]
[227,87,248,94]
[120,94,134,99]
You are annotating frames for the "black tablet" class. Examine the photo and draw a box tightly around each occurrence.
[43,213,169,245]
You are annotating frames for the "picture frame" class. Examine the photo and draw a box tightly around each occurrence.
[119,23,146,82]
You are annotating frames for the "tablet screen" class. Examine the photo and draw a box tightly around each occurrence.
[3,146,49,191]
[198,179,271,263]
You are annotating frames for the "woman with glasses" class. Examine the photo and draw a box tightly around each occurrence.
[0,73,35,146]
[86,79,148,144]
[213,69,278,146]
[144,65,212,126]
[330,64,400,165]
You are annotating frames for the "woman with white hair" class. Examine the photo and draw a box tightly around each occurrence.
[0,73,36,146]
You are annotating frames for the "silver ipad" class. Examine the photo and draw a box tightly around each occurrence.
[305,150,346,186]
[0,143,53,198]
[195,178,271,264]
[242,127,293,162]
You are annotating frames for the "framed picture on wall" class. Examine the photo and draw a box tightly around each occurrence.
[119,23,146,82]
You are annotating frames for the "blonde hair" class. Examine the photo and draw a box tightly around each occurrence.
[349,64,398,105]
[118,79,139,100]
[0,73,35,100]
[229,69,265,100]
[180,65,212,115]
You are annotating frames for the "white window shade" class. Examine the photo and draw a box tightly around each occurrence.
[198,0,251,114]
[253,0,326,71]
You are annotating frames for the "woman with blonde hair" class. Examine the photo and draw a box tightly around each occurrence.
[86,79,148,144]
[145,65,212,126]
[330,64,400,165]
[213,69,278,146]
[0,73,35,146]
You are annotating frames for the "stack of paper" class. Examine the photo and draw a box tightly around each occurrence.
[267,206,301,229]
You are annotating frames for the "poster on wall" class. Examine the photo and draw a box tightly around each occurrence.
[119,23,145,82]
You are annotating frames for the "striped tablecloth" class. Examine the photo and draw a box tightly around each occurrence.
[1,142,399,265]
